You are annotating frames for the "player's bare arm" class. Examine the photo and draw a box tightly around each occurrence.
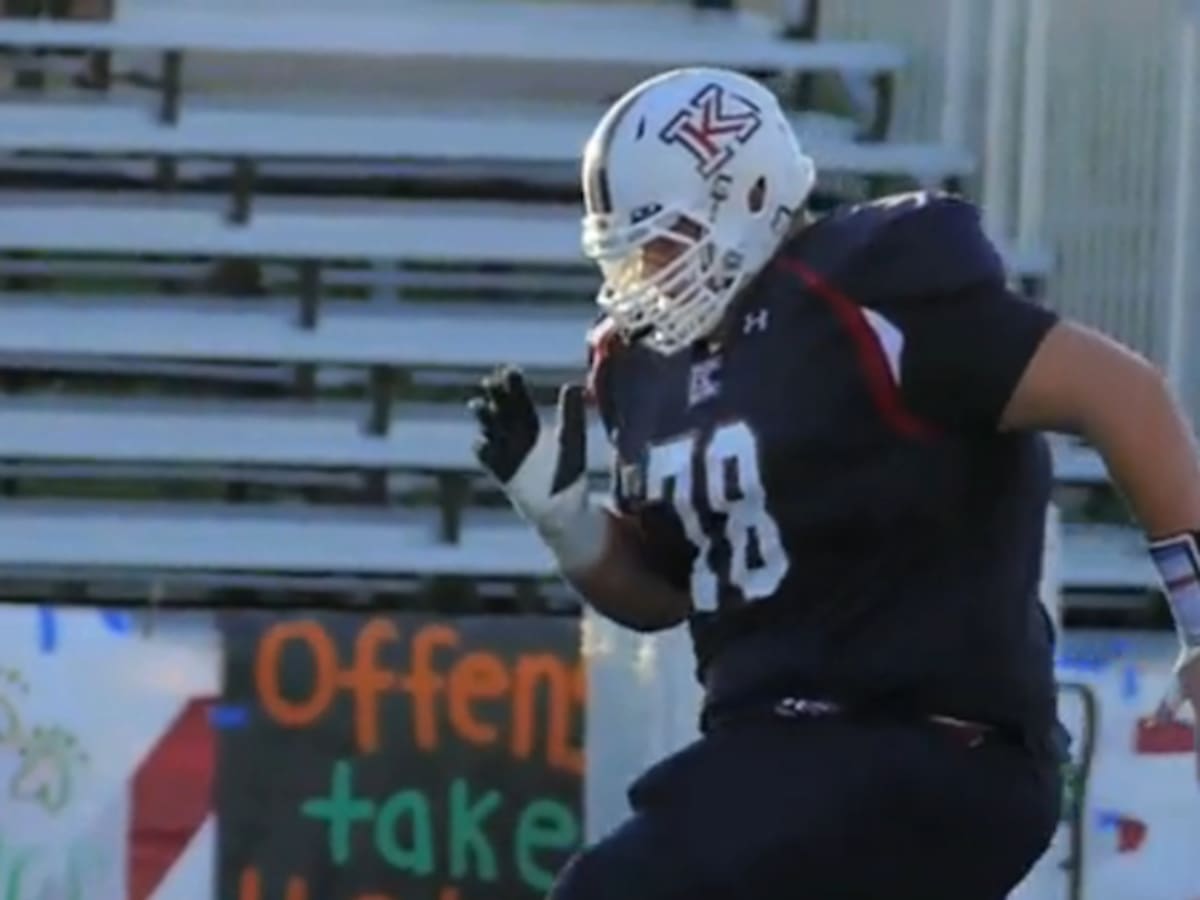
[1002,319,1200,772]
[469,366,689,632]
[561,511,691,632]
[1001,320,1200,532]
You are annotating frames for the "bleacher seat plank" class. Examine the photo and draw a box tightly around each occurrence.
[1060,523,1156,591]
[0,397,613,472]
[0,194,583,264]
[0,497,1152,592]
[0,500,555,576]
[0,5,906,73]
[1048,436,1106,484]
[0,256,601,297]
[0,101,974,182]
[0,297,1111,486]
[0,392,1119,515]
[0,296,593,370]
[0,389,1103,490]
[0,193,1048,278]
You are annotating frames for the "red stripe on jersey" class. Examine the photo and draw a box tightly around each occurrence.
[586,316,620,405]
[778,259,939,441]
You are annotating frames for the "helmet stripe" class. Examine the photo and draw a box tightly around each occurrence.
[583,79,659,214]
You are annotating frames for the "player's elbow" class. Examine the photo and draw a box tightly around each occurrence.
[612,605,689,633]
[570,577,690,632]
[568,560,691,633]
[563,515,692,632]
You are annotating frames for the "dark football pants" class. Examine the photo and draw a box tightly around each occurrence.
[548,716,1060,900]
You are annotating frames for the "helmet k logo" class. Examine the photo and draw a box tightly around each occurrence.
[659,83,763,178]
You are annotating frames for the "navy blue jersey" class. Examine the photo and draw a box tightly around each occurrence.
[588,191,1061,754]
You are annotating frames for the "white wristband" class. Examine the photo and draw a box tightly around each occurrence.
[1149,532,1200,647]
[537,502,608,575]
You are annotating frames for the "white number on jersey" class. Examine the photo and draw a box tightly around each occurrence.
[645,422,789,611]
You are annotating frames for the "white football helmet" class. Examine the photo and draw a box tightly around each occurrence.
[580,67,816,355]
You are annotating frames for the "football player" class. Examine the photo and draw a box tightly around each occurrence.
[470,67,1200,899]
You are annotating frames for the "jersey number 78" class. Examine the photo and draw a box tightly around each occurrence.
[645,422,789,611]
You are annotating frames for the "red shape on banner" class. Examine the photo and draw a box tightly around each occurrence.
[1134,716,1193,755]
[1114,816,1148,853]
[128,698,217,900]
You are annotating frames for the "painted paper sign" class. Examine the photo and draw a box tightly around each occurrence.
[216,611,585,900]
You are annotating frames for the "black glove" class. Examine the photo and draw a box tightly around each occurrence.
[469,365,588,529]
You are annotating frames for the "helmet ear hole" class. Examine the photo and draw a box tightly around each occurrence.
[747,176,767,214]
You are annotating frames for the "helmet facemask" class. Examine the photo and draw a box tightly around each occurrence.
[582,204,748,356]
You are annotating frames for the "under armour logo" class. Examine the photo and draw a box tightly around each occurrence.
[659,83,763,178]
[688,357,722,407]
[743,308,769,335]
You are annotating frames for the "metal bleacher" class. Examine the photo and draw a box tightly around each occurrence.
[0,98,973,184]
[0,1,1143,608]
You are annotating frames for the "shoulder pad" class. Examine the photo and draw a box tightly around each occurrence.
[847,190,944,226]
[841,192,1006,300]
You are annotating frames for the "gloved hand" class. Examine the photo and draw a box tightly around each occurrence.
[469,366,603,571]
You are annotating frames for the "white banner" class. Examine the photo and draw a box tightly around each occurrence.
[0,606,219,900]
